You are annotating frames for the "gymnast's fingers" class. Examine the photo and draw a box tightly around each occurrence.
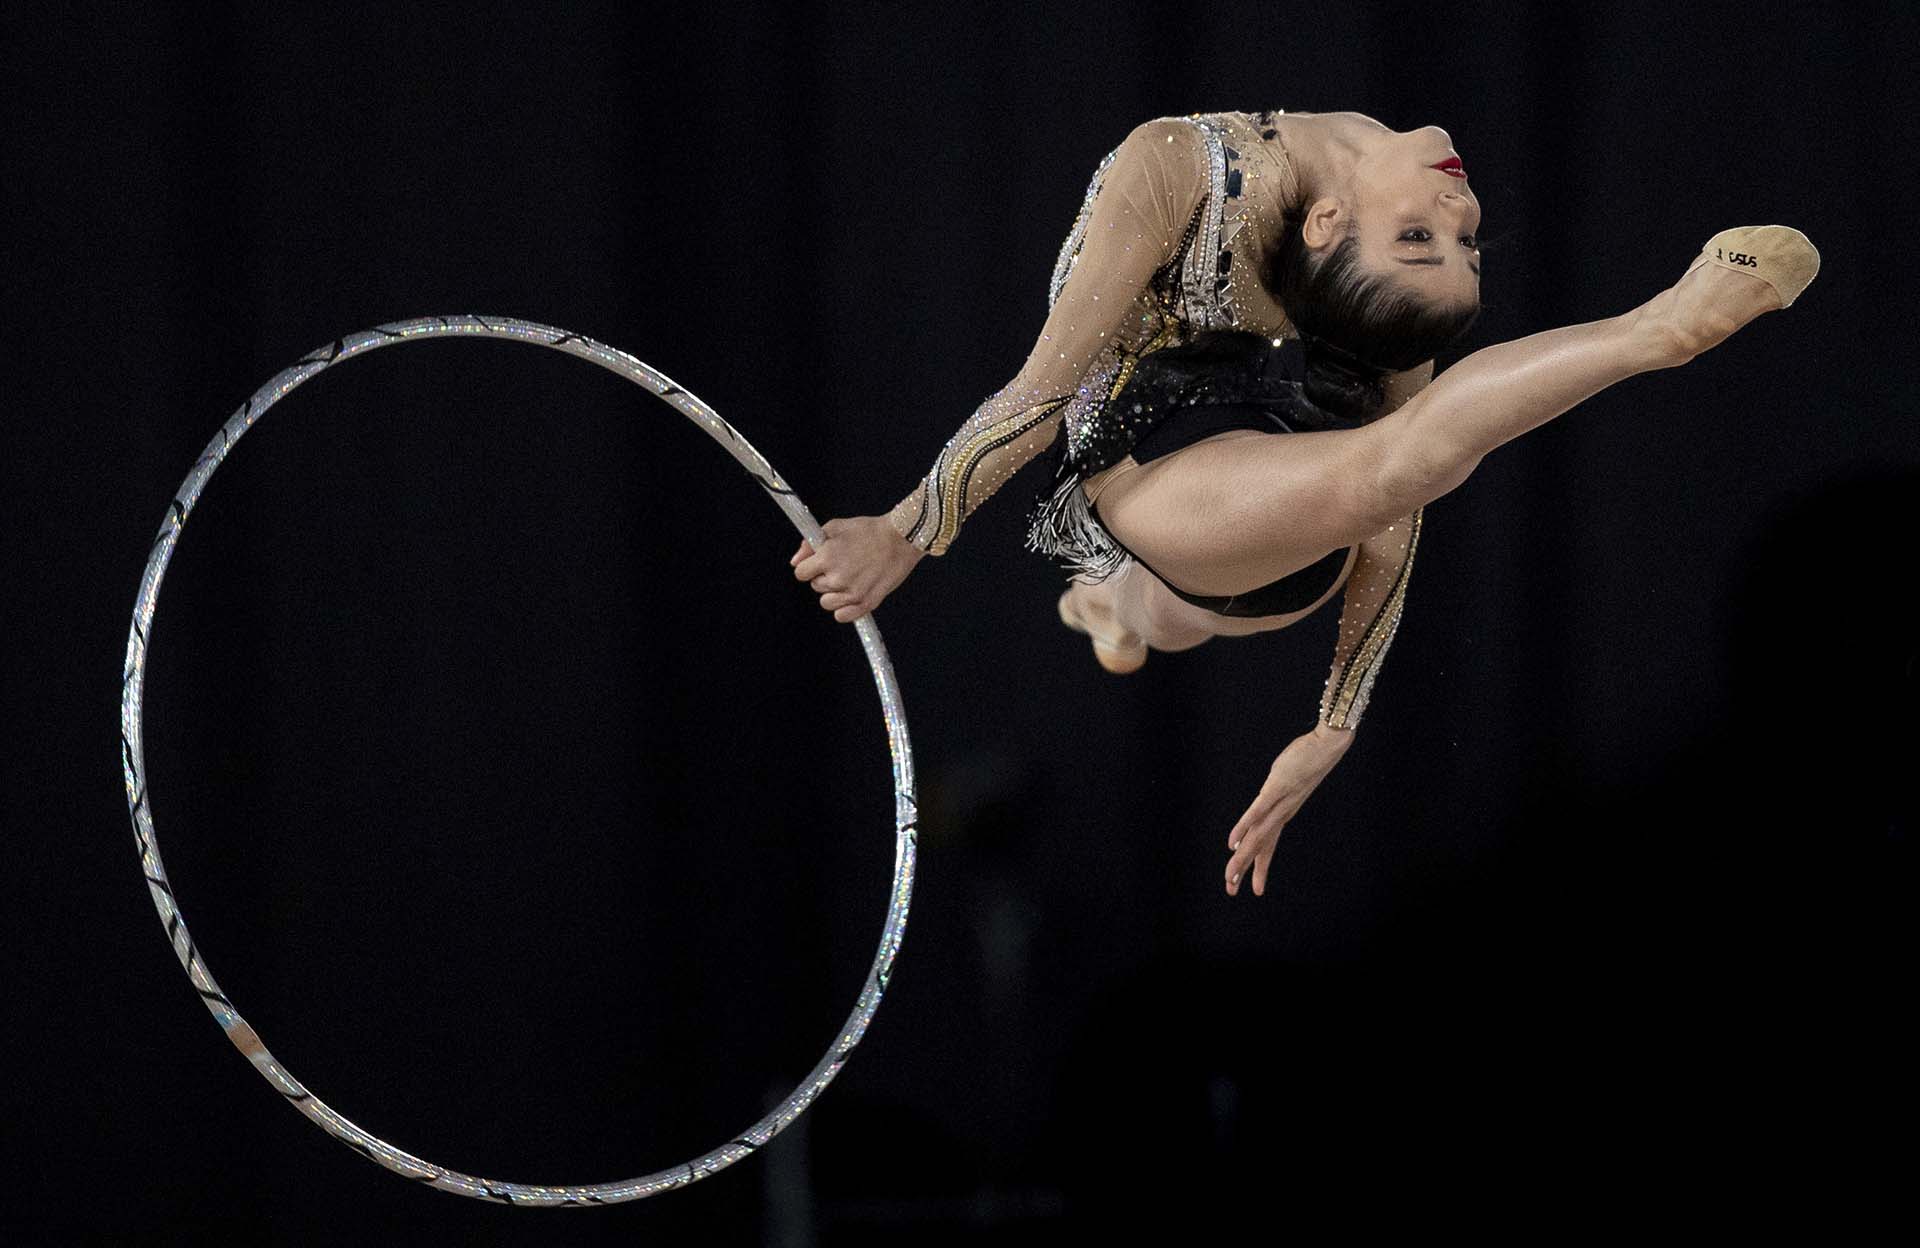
[794,549,833,582]
[1252,835,1280,896]
[819,590,856,609]
[1225,837,1256,896]
[1228,797,1270,852]
[834,603,869,623]
[789,539,813,566]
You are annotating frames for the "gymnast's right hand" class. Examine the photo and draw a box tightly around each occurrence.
[790,515,926,624]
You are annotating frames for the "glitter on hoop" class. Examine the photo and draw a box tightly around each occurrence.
[119,314,918,1206]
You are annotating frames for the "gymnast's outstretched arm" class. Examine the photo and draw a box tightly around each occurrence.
[1221,362,1434,899]
[1219,507,1420,897]
[1319,508,1421,733]
[1315,357,1434,735]
[793,118,1210,620]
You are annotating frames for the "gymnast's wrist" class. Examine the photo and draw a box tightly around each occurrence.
[1312,718,1357,747]
[884,505,938,557]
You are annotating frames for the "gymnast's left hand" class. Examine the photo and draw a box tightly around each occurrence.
[790,515,925,623]
[1224,724,1355,897]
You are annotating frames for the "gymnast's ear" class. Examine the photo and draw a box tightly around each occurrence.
[1299,196,1348,251]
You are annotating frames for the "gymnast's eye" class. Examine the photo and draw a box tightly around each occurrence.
[1398,228,1432,242]
[1460,233,1478,249]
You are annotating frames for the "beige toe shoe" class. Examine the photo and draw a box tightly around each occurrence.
[1695,224,1821,308]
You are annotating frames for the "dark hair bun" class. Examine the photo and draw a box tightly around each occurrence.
[1261,212,1483,399]
[1296,330,1390,421]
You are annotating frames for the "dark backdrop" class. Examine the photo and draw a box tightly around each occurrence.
[5,1,1913,1241]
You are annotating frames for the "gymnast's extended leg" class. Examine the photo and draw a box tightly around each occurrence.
[1090,240,1799,599]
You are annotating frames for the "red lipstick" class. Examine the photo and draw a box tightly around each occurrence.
[1431,156,1466,178]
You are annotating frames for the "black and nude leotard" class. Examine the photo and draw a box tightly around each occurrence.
[883,109,1421,730]
[1084,401,1357,619]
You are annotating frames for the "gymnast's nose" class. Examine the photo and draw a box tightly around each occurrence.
[1438,188,1479,226]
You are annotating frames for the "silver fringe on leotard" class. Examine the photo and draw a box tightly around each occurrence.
[1023,459,1132,584]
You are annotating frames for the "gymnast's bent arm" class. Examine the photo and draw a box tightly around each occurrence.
[792,117,1210,621]
[1223,363,1434,898]
[1221,508,1423,899]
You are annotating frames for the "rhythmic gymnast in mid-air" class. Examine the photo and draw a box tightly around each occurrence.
[788,107,1818,900]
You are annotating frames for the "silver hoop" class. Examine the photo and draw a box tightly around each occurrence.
[119,314,918,1205]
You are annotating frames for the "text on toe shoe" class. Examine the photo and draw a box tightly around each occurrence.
[1716,248,1759,266]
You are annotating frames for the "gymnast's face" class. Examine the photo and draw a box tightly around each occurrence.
[1304,124,1483,309]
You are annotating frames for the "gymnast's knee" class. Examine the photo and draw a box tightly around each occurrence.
[1370,419,1480,517]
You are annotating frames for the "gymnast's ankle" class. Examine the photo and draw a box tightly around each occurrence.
[1624,299,1711,370]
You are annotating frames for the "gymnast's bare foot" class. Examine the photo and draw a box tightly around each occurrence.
[1057,577,1147,675]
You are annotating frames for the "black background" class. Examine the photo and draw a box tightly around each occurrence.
[5,1,1914,1241]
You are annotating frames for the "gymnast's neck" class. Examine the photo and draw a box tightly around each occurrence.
[1268,110,1392,210]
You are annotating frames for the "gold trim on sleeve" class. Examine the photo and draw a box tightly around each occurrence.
[1320,507,1422,729]
[906,394,1072,554]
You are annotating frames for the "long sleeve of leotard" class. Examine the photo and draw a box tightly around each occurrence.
[1319,507,1422,730]
[886,118,1209,555]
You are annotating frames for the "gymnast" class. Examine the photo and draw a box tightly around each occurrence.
[788,108,1818,900]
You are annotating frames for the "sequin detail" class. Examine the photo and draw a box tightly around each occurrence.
[898,395,1071,553]
[1320,507,1422,729]
[1022,115,1255,581]
[1176,116,1240,332]
[1048,146,1122,310]
[890,111,1290,562]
